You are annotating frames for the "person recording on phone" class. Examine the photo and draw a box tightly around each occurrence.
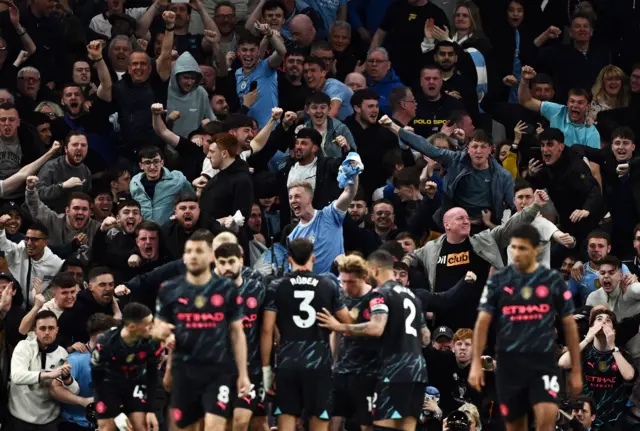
[525,127,603,252]
[558,308,635,430]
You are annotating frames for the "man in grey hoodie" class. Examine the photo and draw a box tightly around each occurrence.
[167,52,216,138]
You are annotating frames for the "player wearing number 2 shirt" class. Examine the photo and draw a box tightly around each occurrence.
[317,250,429,430]
[469,225,583,429]
[152,230,252,430]
[91,303,162,430]
[261,238,351,427]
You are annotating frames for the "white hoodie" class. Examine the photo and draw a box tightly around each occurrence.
[9,337,79,424]
[0,229,64,307]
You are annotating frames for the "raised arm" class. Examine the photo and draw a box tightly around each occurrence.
[87,41,113,102]
[136,0,164,38]
[370,28,387,49]
[250,108,282,153]
[335,175,359,212]
[151,103,180,147]
[8,2,36,55]
[253,24,286,69]
[379,115,456,164]
[518,66,542,113]
[245,0,266,34]
[192,0,218,33]
[1,142,60,197]
[156,11,176,81]
[25,176,59,230]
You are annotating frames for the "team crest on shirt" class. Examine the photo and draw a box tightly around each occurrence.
[521,287,532,300]
[195,295,207,309]
[599,361,608,372]
[350,308,359,319]
[308,235,316,244]
[126,354,135,363]
[91,349,100,363]
[480,286,488,304]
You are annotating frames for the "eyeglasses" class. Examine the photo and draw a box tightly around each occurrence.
[25,236,46,242]
[141,159,162,167]
[366,59,388,65]
[19,77,40,83]
[402,99,417,104]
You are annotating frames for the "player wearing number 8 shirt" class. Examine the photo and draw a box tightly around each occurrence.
[261,238,352,431]
[469,225,583,431]
[90,302,162,431]
[152,229,252,431]
[319,250,430,431]
[213,242,269,431]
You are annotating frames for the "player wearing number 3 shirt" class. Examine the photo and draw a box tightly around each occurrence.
[261,238,351,431]
[90,302,162,431]
[469,225,583,431]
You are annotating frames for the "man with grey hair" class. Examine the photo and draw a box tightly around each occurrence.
[344,73,366,92]
[15,67,56,116]
[107,36,133,80]
[389,86,417,129]
[364,47,403,115]
[0,90,15,105]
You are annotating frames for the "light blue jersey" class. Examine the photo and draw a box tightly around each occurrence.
[303,0,346,38]
[540,101,601,148]
[60,351,93,428]
[236,59,278,128]
[288,202,346,274]
[323,78,354,121]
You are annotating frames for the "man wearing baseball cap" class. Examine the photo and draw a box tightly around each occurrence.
[433,326,454,351]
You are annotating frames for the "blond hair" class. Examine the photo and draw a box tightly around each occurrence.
[288,181,314,197]
[336,254,368,279]
[591,65,630,108]
[212,232,239,250]
[459,403,481,430]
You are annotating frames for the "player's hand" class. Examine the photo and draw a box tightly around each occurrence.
[585,321,603,343]
[464,271,477,283]
[151,320,175,341]
[115,285,131,296]
[316,307,342,332]
[568,370,582,397]
[101,216,118,232]
[237,374,253,397]
[527,159,543,176]
[69,341,89,353]
[569,209,590,223]
[378,115,393,128]
[521,65,536,81]
[203,29,220,45]
[271,107,283,121]
[555,232,576,248]
[146,412,159,431]
[468,361,485,391]
[571,261,585,281]
[603,325,616,350]
[49,140,62,155]
[503,75,518,87]
[262,366,274,394]
[128,255,141,268]
[63,177,84,189]
[0,214,11,230]
[86,40,103,61]
[34,293,45,309]
[532,189,549,207]
[162,11,175,26]
[26,175,38,190]
[151,103,164,116]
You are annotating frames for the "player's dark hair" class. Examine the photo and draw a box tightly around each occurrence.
[122,302,152,324]
[539,127,565,144]
[35,310,57,325]
[287,238,314,265]
[174,191,199,206]
[237,32,261,48]
[611,126,635,143]
[367,250,395,270]
[67,191,91,207]
[531,73,553,87]
[509,224,541,248]
[468,129,491,146]
[514,179,533,194]
[588,308,617,330]
[350,88,379,108]
[378,241,404,262]
[568,87,592,103]
[262,0,285,13]
[27,222,49,239]
[587,230,611,245]
[214,0,235,13]
[88,266,113,283]
[305,91,331,107]
[138,146,163,162]
[65,130,87,147]
[117,198,141,214]
[136,220,160,236]
[189,229,214,245]
[296,128,322,147]
[52,272,77,290]
[598,254,621,270]
[435,40,457,52]
[304,55,327,71]
[396,232,418,246]
[393,167,420,188]
[87,313,118,337]
[214,242,242,259]
[575,395,596,415]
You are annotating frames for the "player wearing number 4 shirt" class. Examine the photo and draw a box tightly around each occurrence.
[213,242,269,431]
[90,302,162,431]
[469,225,583,431]
[318,250,430,431]
[261,238,352,431]
[152,229,252,430]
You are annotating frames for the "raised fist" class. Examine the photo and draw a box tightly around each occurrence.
[151,103,164,116]
[271,107,283,121]
[378,115,393,127]
[26,176,38,190]
[162,11,175,25]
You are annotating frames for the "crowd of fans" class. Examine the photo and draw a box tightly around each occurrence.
[0,0,639,429]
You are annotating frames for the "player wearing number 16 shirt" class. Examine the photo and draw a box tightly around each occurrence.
[469,225,583,431]
[90,302,162,431]
[152,229,252,430]
[318,250,430,431]
[261,238,352,431]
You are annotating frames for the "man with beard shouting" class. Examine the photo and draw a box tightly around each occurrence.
[37,132,92,214]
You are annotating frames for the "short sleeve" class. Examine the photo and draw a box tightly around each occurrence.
[225,285,242,322]
[552,274,574,318]
[324,81,343,102]
[331,279,346,312]
[328,201,347,221]
[478,277,500,315]
[369,291,389,315]
[540,101,564,122]
[264,280,279,312]
[155,283,175,323]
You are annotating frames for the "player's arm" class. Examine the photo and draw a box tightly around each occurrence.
[230,319,250,378]
[335,176,359,212]
[468,310,492,391]
[317,307,388,337]
[561,315,583,396]
[143,343,163,412]
[49,378,91,406]
[150,317,175,342]
[260,309,277,392]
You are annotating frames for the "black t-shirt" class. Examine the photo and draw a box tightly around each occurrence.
[264,271,345,370]
[156,274,242,367]
[176,136,206,182]
[435,239,490,330]
[410,94,465,138]
[375,281,428,383]
[277,71,310,114]
[334,289,383,377]
[478,265,574,353]
[174,33,205,65]
[379,1,448,85]
[234,275,266,376]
